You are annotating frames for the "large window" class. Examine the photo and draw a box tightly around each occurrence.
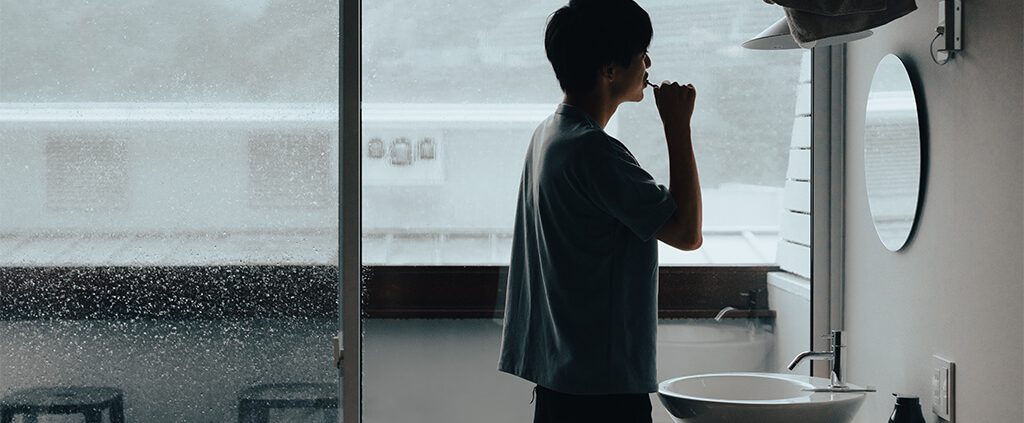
[359,2,808,423]
[361,0,805,266]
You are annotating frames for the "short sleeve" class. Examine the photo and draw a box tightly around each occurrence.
[571,133,677,241]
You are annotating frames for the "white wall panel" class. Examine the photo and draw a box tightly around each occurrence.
[791,116,812,149]
[777,240,810,279]
[781,211,811,246]
[783,180,810,213]
[786,148,811,181]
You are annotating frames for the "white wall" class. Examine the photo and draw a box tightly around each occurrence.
[767,272,811,373]
[364,319,774,423]
[843,1,1023,422]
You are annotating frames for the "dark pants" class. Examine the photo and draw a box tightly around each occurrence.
[532,385,653,423]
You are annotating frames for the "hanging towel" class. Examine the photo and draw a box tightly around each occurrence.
[769,0,918,48]
[768,0,889,16]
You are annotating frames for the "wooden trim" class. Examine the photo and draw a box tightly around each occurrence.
[659,309,775,319]
[656,266,777,313]
[362,266,777,319]
[362,266,506,319]
[0,265,778,320]
[366,309,775,320]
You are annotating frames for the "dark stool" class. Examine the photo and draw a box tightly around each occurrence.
[0,386,124,423]
[238,383,338,423]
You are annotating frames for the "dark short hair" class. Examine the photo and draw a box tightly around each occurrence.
[544,0,653,96]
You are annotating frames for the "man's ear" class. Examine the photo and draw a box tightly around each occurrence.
[600,63,617,82]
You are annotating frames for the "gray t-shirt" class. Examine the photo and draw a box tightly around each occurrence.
[498,103,676,394]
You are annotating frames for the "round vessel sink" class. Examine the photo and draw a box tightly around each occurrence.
[657,373,868,423]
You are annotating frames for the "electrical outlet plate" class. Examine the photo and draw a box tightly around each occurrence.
[361,127,445,186]
[931,355,955,421]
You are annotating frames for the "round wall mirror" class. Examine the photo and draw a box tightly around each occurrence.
[864,54,922,251]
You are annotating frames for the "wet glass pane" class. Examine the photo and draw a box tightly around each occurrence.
[0,0,341,421]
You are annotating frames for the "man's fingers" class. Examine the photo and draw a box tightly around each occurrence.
[655,81,696,107]
[658,81,694,89]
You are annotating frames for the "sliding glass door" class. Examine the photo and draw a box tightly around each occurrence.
[0,1,343,421]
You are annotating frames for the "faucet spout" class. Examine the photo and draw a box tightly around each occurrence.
[787,351,833,371]
[787,330,847,388]
[714,306,738,321]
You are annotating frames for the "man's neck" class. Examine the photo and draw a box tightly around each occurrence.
[563,92,619,129]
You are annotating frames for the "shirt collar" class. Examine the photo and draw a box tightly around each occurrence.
[555,103,600,127]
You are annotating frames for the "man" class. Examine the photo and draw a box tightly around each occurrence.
[497,0,703,422]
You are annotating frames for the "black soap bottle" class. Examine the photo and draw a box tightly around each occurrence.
[888,393,926,423]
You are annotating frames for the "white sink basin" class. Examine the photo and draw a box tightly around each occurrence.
[657,373,868,423]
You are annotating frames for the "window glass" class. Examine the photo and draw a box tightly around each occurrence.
[362,0,805,265]
[359,3,808,423]
[0,1,340,421]
[0,1,339,266]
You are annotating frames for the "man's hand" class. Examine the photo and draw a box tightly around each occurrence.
[652,81,697,132]
[652,81,702,251]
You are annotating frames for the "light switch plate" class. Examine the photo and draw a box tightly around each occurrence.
[931,355,955,421]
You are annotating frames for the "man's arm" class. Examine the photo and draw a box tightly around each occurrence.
[653,82,703,251]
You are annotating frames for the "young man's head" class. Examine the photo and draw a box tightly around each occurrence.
[545,0,653,102]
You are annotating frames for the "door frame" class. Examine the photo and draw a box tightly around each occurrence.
[810,44,846,376]
[340,0,362,421]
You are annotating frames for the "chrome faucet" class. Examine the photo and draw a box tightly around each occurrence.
[788,330,846,388]
[714,288,766,321]
[714,306,738,321]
